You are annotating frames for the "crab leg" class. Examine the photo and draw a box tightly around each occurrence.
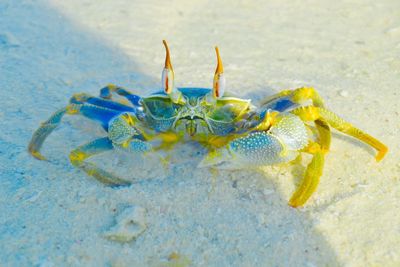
[288,106,387,207]
[289,141,326,207]
[28,103,121,160]
[74,112,153,185]
[71,93,136,112]
[260,87,325,112]
[288,120,331,207]
[69,137,131,186]
[315,119,331,151]
[29,107,68,160]
[99,84,142,106]
[291,106,388,161]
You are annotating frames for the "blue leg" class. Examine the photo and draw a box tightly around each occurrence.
[28,103,123,160]
[70,93,136,112]
[29,107,68,160]
[99,84,141,106]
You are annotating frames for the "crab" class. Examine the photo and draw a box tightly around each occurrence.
[28,40,388,207]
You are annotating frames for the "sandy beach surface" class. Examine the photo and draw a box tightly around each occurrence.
[1,0,399,266]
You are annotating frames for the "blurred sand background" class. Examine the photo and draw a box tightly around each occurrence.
[1,0,399,266]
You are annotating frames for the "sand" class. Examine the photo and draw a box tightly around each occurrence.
[1,0,399,266]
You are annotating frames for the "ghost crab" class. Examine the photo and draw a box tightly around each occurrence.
[28,40,388,207]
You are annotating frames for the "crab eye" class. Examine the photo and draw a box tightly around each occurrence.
[213,46,226,99]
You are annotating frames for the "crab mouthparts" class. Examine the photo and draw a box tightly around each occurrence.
[186,120,197,136]
[176,115,204,136]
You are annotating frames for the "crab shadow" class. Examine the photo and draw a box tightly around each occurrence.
[0,1,340,266]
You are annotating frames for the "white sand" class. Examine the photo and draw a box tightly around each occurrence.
[1,0,399,266]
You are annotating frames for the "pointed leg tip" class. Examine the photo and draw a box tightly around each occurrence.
[375,147,388,162]
[288,199,301,208]
[288,194,310,208]
[30,150,47,161]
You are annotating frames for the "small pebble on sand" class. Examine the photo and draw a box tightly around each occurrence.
[338,90,349,97]
[104,205,147,242]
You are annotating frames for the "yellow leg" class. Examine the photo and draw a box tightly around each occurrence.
[291,106,388,161]
[289,119,331,207]
[260,87,325,108]
[289,142,325,207]
[69,137,131,186]
[315,119,331,152]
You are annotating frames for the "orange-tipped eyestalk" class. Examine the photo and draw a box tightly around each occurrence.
[213,46,226,98]
[214,47,224,75]
[161,40,175,94]
[163,40,173,71]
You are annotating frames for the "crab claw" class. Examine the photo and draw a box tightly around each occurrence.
[200,113,309,169]
[199,132,296,170]
[199,133,291,170]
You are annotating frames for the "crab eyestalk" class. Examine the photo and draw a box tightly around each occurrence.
[212,46,226,99]
[161,40,181,103]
